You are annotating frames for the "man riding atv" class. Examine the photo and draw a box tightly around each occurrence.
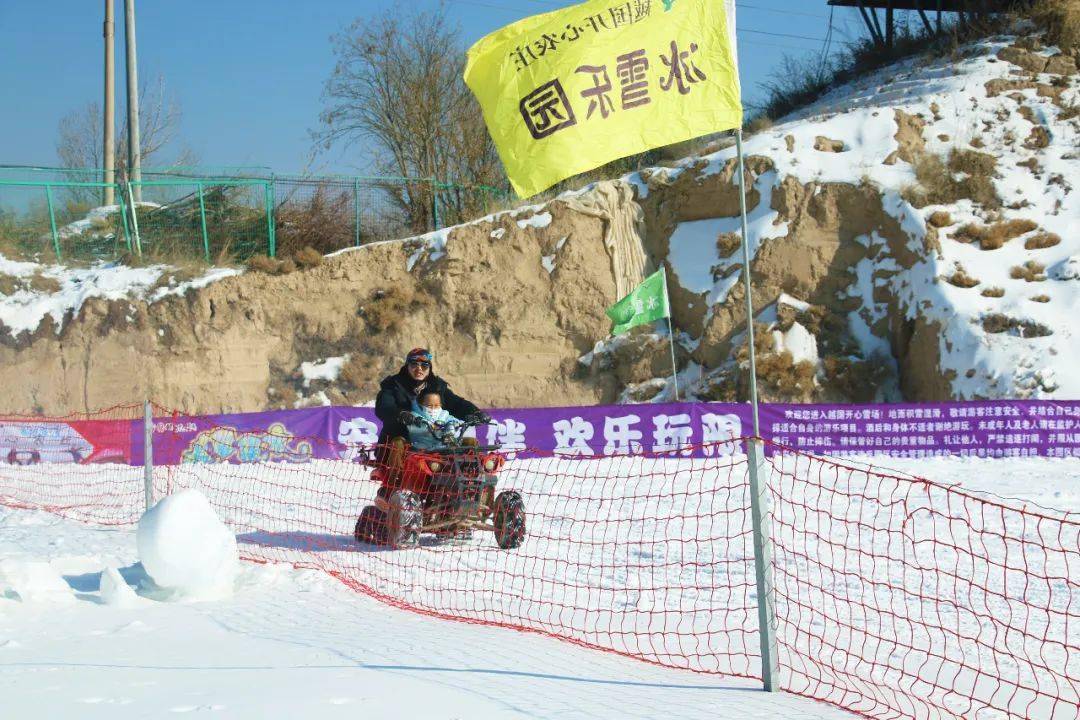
[356,348,525,549]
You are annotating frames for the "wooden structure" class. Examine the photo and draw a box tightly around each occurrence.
[827,1,1027,48]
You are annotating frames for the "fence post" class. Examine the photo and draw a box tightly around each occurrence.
[143,400,154,510]
[430,177,440,232]
[44,184,61,260]
[197,181,211,263]
[747,439,780,691]
[264,179,276,258]
[116,184,133,254]
[353,177,361,247]
[126,182,142,256]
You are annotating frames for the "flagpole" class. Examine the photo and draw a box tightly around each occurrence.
[663,269,680,401]
[736,131,761,438]
[735,127,780,692]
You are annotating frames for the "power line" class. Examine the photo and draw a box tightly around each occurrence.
[737,2,828,19]
[818,6,836,70]
[742,38,822,52]
[742,28,826,42]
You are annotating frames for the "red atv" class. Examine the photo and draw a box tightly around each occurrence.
[354,414,526,550]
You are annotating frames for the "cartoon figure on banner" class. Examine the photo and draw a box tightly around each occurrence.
[181,423,314,464]
[0,422,96,465]
[701,413,742,457]
[337,417,380,462]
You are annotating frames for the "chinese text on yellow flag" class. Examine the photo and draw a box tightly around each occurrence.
[464,0,742,198]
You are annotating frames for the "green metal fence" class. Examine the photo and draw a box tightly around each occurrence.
[0,166,508,264]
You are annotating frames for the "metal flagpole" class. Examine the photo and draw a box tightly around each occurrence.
[662,269,680,401]
[735,128,780,691]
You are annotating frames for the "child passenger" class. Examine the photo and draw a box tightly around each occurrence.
[407,391,465,450]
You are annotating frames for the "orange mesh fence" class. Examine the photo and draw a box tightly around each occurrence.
[0,403,144,524]
[156,432,762,678]
[765,446,1079,720]
[1,410,1077,720]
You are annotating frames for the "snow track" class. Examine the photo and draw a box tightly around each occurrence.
[0,506,849,719]
[2,451,1078,719]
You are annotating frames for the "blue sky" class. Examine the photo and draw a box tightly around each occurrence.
[0,1,865,176]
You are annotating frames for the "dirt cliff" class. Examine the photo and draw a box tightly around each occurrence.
[0,159,936,414]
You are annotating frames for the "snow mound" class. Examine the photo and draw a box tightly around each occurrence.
[0,558,75,603]
[773,321,819,366]
[100,565,142,607]
[300,355,348,387]
[136,490,238,600]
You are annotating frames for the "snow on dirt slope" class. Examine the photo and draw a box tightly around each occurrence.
[653,34,1079,401]
[1,36,1076,412]
[0,505,851,720]
[0,252,242,336]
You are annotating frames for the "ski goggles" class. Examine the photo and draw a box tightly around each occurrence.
[406,348,433,367]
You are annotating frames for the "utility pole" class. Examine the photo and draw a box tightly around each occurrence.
[124,0,142,202]
[103,0,115,206]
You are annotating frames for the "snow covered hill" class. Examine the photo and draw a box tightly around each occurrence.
[647,32,1079,402]
[0,253,241,336]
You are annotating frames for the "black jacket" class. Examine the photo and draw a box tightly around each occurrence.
[374,366,480,444]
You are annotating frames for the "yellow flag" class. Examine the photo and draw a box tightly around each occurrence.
[464,0,742,198]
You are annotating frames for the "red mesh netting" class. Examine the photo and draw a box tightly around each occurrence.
[765,446,1079,719]
[157,435,762,678]
[0,403,144,525]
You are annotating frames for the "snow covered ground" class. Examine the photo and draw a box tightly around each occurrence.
[2,452,1076,719]
[0,505,849,720]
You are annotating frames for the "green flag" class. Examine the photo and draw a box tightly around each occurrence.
[606,269,671,336]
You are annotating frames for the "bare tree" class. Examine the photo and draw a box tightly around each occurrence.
[317,5,505,232]
[56,75,195,202]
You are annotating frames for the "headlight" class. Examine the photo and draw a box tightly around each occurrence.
[428,460,442,473]
[483,458,497,472]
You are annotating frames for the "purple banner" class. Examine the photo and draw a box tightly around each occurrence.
[130,399,1080,466]
[764,400,1080,459]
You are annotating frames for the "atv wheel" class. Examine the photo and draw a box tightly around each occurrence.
[355,505,387,545]
[493,490,526,549]
[388,490,422,549]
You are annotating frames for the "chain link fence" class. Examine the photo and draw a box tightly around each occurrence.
[0,166,509,265]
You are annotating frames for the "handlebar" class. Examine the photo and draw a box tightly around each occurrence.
[403,412,497,449]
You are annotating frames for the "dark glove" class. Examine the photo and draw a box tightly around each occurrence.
[468,411,494,425]
[399,410,422,427]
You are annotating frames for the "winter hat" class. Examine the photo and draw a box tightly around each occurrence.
[406,348,433,365]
